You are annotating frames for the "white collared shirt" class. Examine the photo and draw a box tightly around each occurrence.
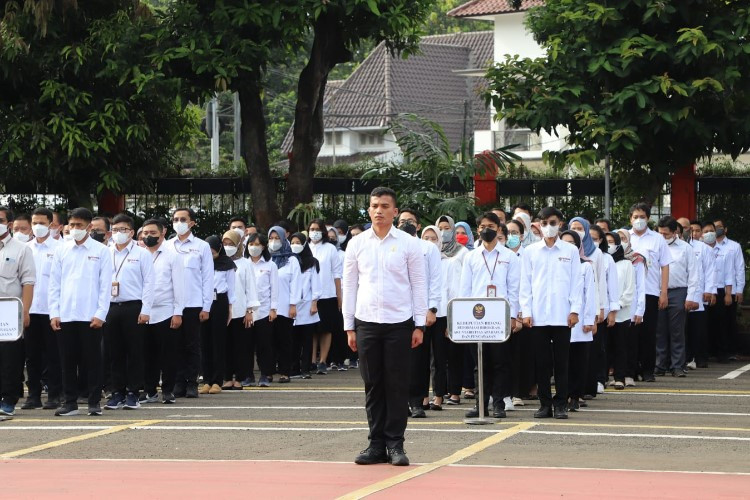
[109,240,154,316]
[614,259,635,323]
[630,260,646,319]
[602,253,621,314]
[309,241,342,299]
[49,236,112,322]
[275,256,302,318]
[0,233,35,300]
[689,239,715,313]
[717,237,745,292]
[295,265,322,326]
[231,257,260,319]
[629,228,673,296]
[665,238,700,301]
[571,261,597,342]
[459,243,520,318]
[520,238,583,326]
[438,245,468,317]
[169,233,214,311]
[251,257,278,321]
[420,239,443,311]
[342,226,427,330]
[706,241,734,293]
[28,236,60,315]
[148,242,185,324]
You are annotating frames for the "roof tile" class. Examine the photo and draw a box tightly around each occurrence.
[447,0,543,18]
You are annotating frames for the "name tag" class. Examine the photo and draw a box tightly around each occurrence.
[88,256,100,261]
[486,285,497,298]
[111,281,120,297]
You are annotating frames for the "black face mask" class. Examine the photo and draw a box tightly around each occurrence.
[144,235,160,248]
[479,228,497,243]
[90,231,106,243]
[398,222,417,237]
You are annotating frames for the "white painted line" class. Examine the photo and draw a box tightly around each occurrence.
[603,391,750,398]
[719,363,750,380]
[447,464,750,476]
[522,430,750,441]
[132,426,493,433]
[578,409,750,417]
[0,426,110,431]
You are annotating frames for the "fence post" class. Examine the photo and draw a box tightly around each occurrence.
[671,163,696,219]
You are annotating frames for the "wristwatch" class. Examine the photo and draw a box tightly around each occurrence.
[415,325,425,332]
[429,307,437,313]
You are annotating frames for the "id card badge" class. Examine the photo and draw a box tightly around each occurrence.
[214,290,218,301]
[111,282,120,298]
[486,284,497,298]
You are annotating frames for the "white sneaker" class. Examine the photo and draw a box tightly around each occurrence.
[503,396,515,411]
[596,382,605,394]
[512,397,524,407]
[686,360,697,370]
[624,377,636,387]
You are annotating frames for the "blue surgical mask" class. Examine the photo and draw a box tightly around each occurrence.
[506,234,521,249]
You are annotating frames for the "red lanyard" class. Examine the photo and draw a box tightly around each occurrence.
[482,251,499,281]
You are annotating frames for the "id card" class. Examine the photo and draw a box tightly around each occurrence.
[214,290,218,301]
[111,282,120,298]
[486,284,497,298]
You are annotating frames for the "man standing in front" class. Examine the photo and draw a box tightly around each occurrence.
[344,187,427,467]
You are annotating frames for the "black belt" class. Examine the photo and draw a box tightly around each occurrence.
[110,300,142,306]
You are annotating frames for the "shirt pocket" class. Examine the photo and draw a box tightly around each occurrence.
[184,253,200,270]
[0,259,18,278]
[383,250,407,273]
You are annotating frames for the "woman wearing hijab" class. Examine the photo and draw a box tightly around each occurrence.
[605,232,636,389]
[289,233,321,379]
[617,229,647,388]
[454,221,475,251]
[268,226,302,383]
[247,233,278,387]
[199,236,237,395]
[514,212,538,247]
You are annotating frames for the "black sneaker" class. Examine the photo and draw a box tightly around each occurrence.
[185,383,199,398]
[672,369,687,378]
[387,447,410,466]
[105,393,125,410]
[410,402,426,418]
[21,398,43,410]
[55,404,79,417]
[124,392,140,410]
[174,384,187,398]
[88,406,102,416]
[568,400,579,412]
[654,368,667,376]
[464,406,489,418]
[534,406,553,418]
[354,446,388,465]
[492,405,507,419]
[553,406,569,419]
[643,374,656,382]
[43,398,60,410]
[162,392,175,404]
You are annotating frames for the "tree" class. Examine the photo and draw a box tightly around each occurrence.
[483,0,750,203]
[0,1,194,207]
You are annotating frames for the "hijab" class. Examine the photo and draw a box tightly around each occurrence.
[570,216,596,257]
[561,230,589,263]
[290,233,319,274]
[608,231,625,263]
[268,225,293,269]
[514,212,532,246]
[421,225,441,251]
[206,235,237,272]
[455,221,474,251]
[617,228,647,268]
[436,215,461,258]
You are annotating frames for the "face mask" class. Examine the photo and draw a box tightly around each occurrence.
[63,234,74,242]
[231,228,244,239]
[113,232,131,246]
[456,233,469,246]
[268,240,282,252]
[622,242,631,253]
[173,221,190,236]
[13,232,31,243]
[506,234,521,249]
[248,246,263,258]
[702,232,716,245]
[90,231,106,243]
[290,243,304,254]
[144,235,160,248]
[32,224,50,238]
[49,227,60,238]
[223,245,237,257]
[528,232,541,244]
[0,224,7,235]
[664,236,676,245]
[337,234,347,245]
[441,230,453,244]
[70,228,88,242]
[632,218,647,231]
[541,224,559,239]
[574,230,586,241]
[309,231,323,243]
[715,227,725,237]
[607,245,618,255]
[479,228,497,243]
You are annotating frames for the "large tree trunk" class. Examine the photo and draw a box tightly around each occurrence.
[239,79,281,229]
[284,13,351,216]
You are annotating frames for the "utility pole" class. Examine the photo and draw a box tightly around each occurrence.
[604,155,611,219]
[210,96,220,170]
[233,92,241,164]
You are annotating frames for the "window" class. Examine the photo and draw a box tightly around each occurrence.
[325,131,342,146]
[495,128,541,151]
[359,132,384,147]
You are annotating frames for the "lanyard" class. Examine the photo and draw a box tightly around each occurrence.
[113,247,131,280]
[482,251,499,281]
[153,250,162,264]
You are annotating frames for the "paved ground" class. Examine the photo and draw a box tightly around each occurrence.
[1,360,749,498]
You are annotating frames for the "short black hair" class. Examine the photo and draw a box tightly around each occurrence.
[492,208,508,218]
[173,207,197,221]
[512,203,531,214]
[141,218,164,232]
[246,232,271,260]
[713,217,727,227]
[658,216,679,232]
[506,219,525,234]
[475,211,501,227]
[350,223,365,233]
[0,206,14,222]
[229,216,247,226]
[689,219,702,227]
[32,207,54,223]
[69,207,93,223]
[498,222,508,238]
[15,213,31,224]
[399,208,419,220]
[595,218,612,230]
[112,213,135,230]
[54,211,67,225]
[370,186,397,204]
[629,202,651,218]
[702,221,716,230]
[92,216,111,230]
[538,206,564,220]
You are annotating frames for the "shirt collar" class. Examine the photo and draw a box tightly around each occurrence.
[0,233,11,245]
[367,225,399,241]
[175,233,195,245]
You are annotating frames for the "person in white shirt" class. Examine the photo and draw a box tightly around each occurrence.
[223,230,259,389]
[702,221,735,363]
[49,207,112,417]
[22,207,62,411]
[629,202,672,382]
[141,219,184,404]
[247,233,279,387]
[199,236,236,395]
[684,219,716,368]
[459,213,521,419]
[655,217,700,377]
[605,232,636,389]
[11,213,33,243]
[344,187,427,467]
[290,233,321,379]
[169,208,214,399]
[103,214,155,411]
[520,207,583,420]
[616,229,646,388]
[713,218,745,358]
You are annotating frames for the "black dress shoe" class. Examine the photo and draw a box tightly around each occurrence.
[653,368,667,376]
[387,447,410,466]
[21,398,42,410]
[464,407,488,418]
[643,374,656,382]
[43,398,60,410]
[185,383,198,398]
[492,405,506,419]
[410,405,426,418]
[173,384,187,398]
[553,406,569,419]
[534,406,553,418]
[354,446,388,465]
[567,400,579,412]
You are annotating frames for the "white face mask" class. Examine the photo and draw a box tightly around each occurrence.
[13,232,31,243]
[622,241,631,253]
[0,224,7,236]
[70,228,88,242]
[112,232,131,246]
[702,232,717,245]
[607,244,618,255]
[32,224,50,238]
[248,245,263,258]
[268,240,282,252]
[173,221,190,236]
[49,227,60,238]
[232,228,245,239]
[541,224,559,239]
[632,218,647,231]
[574,230,586,241]
[337,234,347,245]
[63,234,74,241]
[290,243,304,254]
[309,231,323,243]
[224,245,237,257]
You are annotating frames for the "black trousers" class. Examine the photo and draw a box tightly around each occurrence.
[409,317,447,401]
[252,317,274,377]
[469,339,511,408]
[356,318,413,449]
[532,325,570,409]
[144,318,177,395]
[708,290,731,360]
[200,293,229,386]
[462,345,476,390]
[0,338,25,406]
[568,341,590,400]
[176,307,202,388]
[611,320,631,381]
[586,321,608,395]
[686,311,708,364]
[292,323,316,375]
[638,295,659,377]
[510,329,535,399]
[104,301,145,395]
[58,322,102,407]
[273,316,294,376]
[228,317,252,381]
[24,313,62,401]
[626,322,640,378]
[446,337,464,397]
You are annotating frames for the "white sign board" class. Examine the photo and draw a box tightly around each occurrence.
[0,297,23,342]
[447,297,510,344]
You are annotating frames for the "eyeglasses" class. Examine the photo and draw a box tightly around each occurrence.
[173,217,189,223]
[539,220,559,227]
[508,231,521,236]
[112,227,131,233]
[400,219,417,225]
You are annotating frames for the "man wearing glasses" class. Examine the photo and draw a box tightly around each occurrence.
[168,208,213,398]
[520,207,583,420]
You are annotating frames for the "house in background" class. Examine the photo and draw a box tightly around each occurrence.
[281,31,494,165]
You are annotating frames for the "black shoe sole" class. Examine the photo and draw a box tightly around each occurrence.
[354,458,388,465]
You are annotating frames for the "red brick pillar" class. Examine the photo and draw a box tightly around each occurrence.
[670,163,696,219]
[98,189,125,214]
[474,151,499,206]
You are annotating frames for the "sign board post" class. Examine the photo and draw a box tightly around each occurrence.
[0,297,23,343]
[447,297,511,425]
